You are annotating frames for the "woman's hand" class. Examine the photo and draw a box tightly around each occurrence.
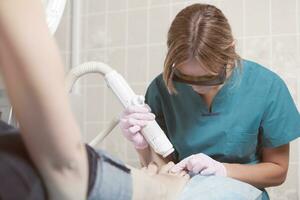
[119,104,155,149]
[170,153,227,176]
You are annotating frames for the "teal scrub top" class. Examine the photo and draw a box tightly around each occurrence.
[145,59,300,200]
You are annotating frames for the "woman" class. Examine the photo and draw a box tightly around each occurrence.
[120,4,300,200]
[0,1,264,199]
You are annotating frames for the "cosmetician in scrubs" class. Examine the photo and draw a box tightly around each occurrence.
[119,3,300,200]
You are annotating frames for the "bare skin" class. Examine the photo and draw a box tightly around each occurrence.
[0,0,186,199]
[128,162,190,200]
[0,1,188,200]
[0,1,88,199]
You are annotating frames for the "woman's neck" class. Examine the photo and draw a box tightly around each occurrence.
[200,66,234,111]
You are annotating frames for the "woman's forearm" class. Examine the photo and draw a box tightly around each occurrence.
[137,147,153,166]
[0,0,88,199]
[137,147,171,167]
[224,162,288,188]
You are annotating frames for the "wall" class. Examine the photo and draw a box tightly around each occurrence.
[55,0,300,199]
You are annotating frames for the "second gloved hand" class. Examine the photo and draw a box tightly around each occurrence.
[119,105,155,149]
[170,153,227,176]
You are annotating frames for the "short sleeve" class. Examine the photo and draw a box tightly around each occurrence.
[261,77,300,147]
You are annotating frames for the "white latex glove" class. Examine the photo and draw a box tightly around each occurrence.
[119,104,155,149]
[170,153,227,176]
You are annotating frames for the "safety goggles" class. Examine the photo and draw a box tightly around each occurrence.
[172,64,227,86]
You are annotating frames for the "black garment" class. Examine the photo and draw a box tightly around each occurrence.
[85,144,98,196]
[0,120,98,200]
[0,121,46,200]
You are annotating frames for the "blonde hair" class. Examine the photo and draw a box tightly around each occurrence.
[163,3,241,94]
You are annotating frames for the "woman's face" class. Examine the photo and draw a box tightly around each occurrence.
[177,59,220,95]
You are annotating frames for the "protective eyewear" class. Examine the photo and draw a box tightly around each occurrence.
[172,64,227,86]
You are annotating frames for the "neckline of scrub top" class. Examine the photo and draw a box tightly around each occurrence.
[186,66,241,115]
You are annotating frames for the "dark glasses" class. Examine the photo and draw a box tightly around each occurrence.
[172,64,227,86]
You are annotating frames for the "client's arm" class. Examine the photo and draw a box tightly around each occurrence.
[0,0,88,199]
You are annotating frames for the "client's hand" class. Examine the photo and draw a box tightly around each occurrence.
[170,153,227,176]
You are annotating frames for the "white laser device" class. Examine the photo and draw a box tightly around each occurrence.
[105,71,175,157]
[66,62,175,157]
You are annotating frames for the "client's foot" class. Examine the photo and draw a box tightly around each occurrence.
[128,162,190,200]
